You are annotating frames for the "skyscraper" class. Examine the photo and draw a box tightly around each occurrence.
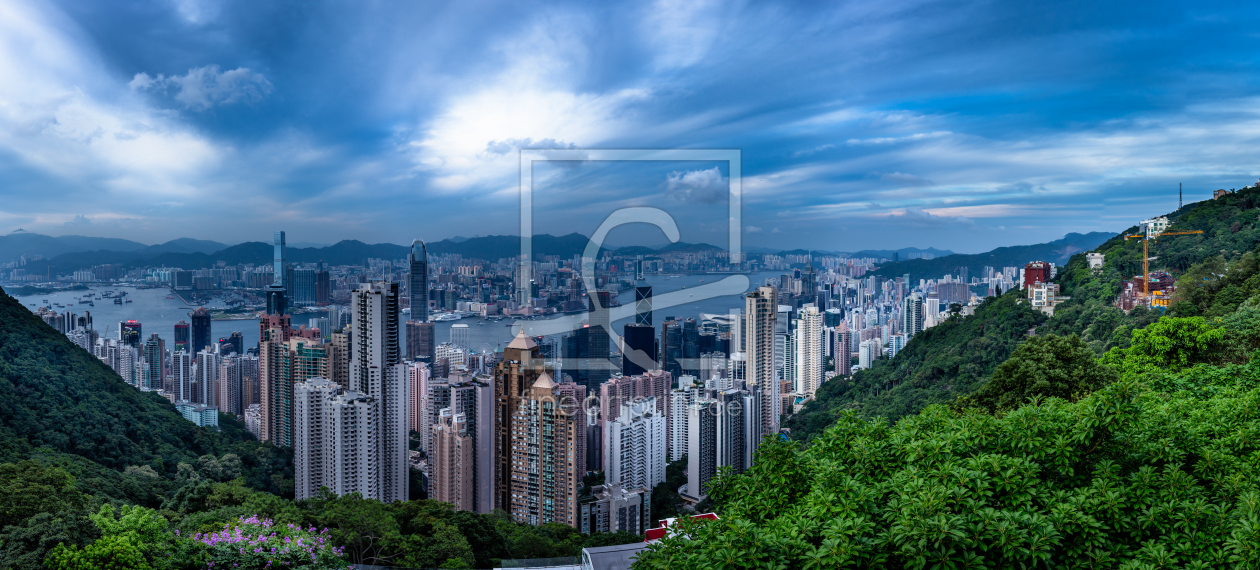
[431,409,474,511]
[660,318,682,380]
[142,333,163,391]
[260,336,329,446]
[605,397,667,491]
[682,318,700,378]
[621,323,656,376]
[835,326,852,377]
[902,293,924,339]
[795,305,823,395]
[408,239,428,324]
[635,284,653,326]
[349,282,409,503]
[120,320,141,348]
[265,231,287,316]
[745,286,779,443]
[493,331,545,512]
[173,350,192,402]
[509,372,582,526]
[174,320,190,354]
[586,290,612,390]
[294,377,380,500]
[407,321,435,362]
[190,308,211,355]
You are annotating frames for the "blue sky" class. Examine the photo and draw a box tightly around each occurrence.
[1,0,1259,253]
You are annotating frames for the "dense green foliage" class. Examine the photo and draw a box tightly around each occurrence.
[961,334,1118,413]
[787,290,1045,438]
[639,356,1260,568]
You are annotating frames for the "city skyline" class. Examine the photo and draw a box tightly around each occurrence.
[3,1,1259,253]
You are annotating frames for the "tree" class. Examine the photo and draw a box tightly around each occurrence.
[0,461,90,529]
[1103,316,1227,377]
[963,334,1118,412]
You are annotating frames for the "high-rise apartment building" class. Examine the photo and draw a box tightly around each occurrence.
[330,328,351,388]
[795,305,823,395]
[349,282,409,503]
[598,371,671,456]
[834,326,852,377]
[173,350,193,402]
[294,378,379,500]
[431,409,474,511]
[745,286,779,443]
[218,355,243,416]
[508,372,582,527]
[579,483,651,536]
[605,397,667,491]
[902,293,924,339]
[142,333,163,391]
[259,336,329,447]
[493,332,546,512]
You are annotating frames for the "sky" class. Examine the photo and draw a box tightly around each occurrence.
[1,0,1260,254]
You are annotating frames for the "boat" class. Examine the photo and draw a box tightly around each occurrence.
[125,299,133,303]
[165,296,175,299]
[114,298,122,305]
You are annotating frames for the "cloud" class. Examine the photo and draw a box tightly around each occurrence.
[64,214,90,226]
[483,137,577,155]
[745,225,763,233]
[664,167,727,204]
[131,65,273,111]
[793,144,835,158]
[878,171,935,186]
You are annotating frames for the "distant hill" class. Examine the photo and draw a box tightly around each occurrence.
[137,237,227,256]
[869,232,1116,282]
[0,232,149,262]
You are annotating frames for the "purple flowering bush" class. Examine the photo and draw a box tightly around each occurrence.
[188,515,350,570]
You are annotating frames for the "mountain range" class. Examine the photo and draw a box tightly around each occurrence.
[868,231,1117,282]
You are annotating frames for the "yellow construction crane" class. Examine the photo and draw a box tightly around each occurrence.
[1123,229,1204,302]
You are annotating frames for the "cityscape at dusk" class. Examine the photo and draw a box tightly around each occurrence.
[3,2,1260,570]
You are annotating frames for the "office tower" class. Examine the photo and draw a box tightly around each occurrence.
[218,331,244,356]
[564,326,590,387]
[745,287,779,443]
[349,282,409,502]
[173,351,192,402]
[579,483,651,535]
[605,397,667,491]
[493,331,546,513]
[217,355,243,416]
[795,305,823,394]
[196,347,220,406]
[835,327,852,376]
[586,291,613,390]
[315,266,330,304]
[635,284,653,326]
[407,321,435,362]
[120,320,141,348]
[331,328,351,388]
[660,318,682,381]
[903,293,924,339]
[408,239,429,324]
[450,323,470,349]
[174,320,190,353]
[682,318,699,378]
[431,409,475,510]
[508,372,582,526]
[141,333,163,391]
[260,336,329,446]
[266,231,288,316]
[291,269,317,306]
[294,378,380,500]
[621,323,656,377]
[190,308,212,354]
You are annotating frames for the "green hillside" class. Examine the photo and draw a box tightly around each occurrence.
[789,187,1260,441]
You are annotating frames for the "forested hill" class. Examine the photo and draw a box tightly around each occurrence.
[0,284,293,504]
[788,186,1260,441]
